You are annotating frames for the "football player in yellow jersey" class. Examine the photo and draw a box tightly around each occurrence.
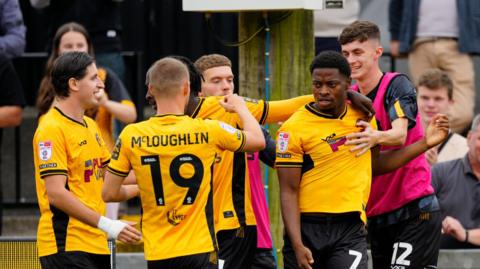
[194,53,277,269]
[276,51,449,269]
[145,55,374,269]
[33,52,141,269]
[102,57,265,269]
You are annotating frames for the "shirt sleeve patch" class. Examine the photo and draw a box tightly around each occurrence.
[112,139,122,160]
[277,132,290,153]
[220,122,237,134]
[38,141,53,161]
[243,97,259,104]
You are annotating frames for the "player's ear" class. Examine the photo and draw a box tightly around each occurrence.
[68,77,79,93]
[183,80,190,98]
[374,45,383,61]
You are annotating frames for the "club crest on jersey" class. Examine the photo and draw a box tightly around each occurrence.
[278,132,290,153]
[39,141,52,161]
[220,122,237,134]
[167,209,186,226]
[321,133,346,152]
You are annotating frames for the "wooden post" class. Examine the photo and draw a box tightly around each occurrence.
[238,10,314,265]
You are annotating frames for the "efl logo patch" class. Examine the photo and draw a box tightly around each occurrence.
[220,122,237,134]
[278,132,290,153]
[39,141,52,161]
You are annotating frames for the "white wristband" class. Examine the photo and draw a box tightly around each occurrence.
[97,216,127,239]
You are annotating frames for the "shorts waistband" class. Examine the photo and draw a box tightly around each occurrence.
[368,194,439,228]
[300,212,360,223]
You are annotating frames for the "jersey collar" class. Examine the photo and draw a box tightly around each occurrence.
[191,97,205,119]
[305,102,347,119]
[53,107,87,127]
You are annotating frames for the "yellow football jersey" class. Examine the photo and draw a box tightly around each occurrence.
[33,107,111,257]
[275,103,376,223]
[192,95,313,232]
[107,115,246,261]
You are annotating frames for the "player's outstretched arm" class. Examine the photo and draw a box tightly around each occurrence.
[264,95,314,124]
[44,174,141,244]
[264,92,374,124]
[372,114,449,175]
[220,94,265,151]
[102,171,139,202]
[278,167,314,269]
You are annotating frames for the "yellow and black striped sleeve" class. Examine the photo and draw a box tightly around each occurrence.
[106,166,129,177]
[39,169,68,179]
[34,124,69,179]
[235,132,246,152]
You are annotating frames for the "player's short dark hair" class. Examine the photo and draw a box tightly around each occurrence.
[51,51,94,98]
[339,20,380,45]
[170,55,203,97]
[417,69,453,100]
[309,51,351,78]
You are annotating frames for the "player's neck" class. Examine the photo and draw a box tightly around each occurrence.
[313,102,345,118]
[56,99,85,123]
[356,68,383,96]
[155,98,185,116]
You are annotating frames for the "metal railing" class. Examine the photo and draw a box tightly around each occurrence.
[0,237,116,269]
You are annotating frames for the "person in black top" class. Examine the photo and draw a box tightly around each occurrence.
[0,52,25,235]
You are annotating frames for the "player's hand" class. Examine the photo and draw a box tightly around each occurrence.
[390,40,401,58]
[345,120,379,156]
[294,245,314,269]
[346,91,374,121]
[219,94,247,113]
[116,221,142,244]
[95,88,108,106]
[425,114,449,148]
[425,147,438,166]
[442,216,467,242]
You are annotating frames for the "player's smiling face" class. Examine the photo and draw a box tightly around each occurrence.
[341,39,382,81]
[77,63,104,109]
[311,68,349,116]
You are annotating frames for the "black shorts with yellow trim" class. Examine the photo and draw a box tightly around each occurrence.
[39,251,110,269]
